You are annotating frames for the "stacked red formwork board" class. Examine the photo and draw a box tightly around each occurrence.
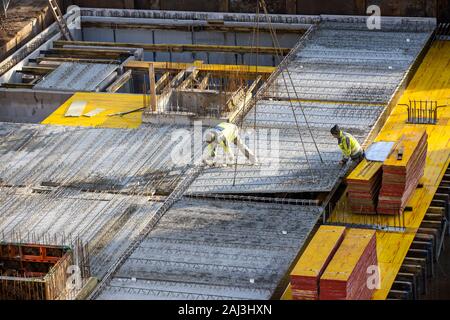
[290,226,377,300]
[320,229,378,300]
[346,128,427,215]
[346,160,383,214]
[290,226,346,299]
[378,129,428,214]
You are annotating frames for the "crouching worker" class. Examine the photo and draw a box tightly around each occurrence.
[330,124,364,167]
[203,122,257,167]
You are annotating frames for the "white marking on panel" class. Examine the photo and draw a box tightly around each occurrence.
[83,108,105,117]
[65,101,87,117]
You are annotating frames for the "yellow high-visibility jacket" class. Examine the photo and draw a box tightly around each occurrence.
[338,131,362,160]
[207,122,238,157]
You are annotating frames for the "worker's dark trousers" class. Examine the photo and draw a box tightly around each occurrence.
[351,150,365,164]
[347,151,365,171]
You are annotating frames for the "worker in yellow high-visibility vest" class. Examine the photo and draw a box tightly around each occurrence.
[203,122,257,166]
[330,124,364,167]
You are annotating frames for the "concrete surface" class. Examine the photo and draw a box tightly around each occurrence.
[96,198,322,300]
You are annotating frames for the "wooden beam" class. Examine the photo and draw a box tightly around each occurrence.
[198,73,210,90]
[149,63,157,112]
[248,75,263,93]
[106,70,132,93]
[81,21,307,34]
[169,70,186,89]
[53,41,291,55]
[75,277,99,301]
[227,77,262,123]
[155,72,170,93]
[178,69,199,90]
[124,61,275,80]
[42,48,133,59]
[0,83,34,89]
[17,66,56,76]
[31,57,122,64]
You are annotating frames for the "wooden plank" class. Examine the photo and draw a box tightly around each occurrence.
[198,73,210,90]
[53,40,291,55]
[0,83,34,89]
[81,21,307,34]
[105,70,132,93]
[33,57,122,64]
[149,63,157,112]
[155,72,171,92]
[124,60,275,80]
[178,69,199,90]
[17,66,56,75]
[42,48,133,59]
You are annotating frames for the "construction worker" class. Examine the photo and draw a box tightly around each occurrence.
[330,124,364,167]
[203,122,257,166]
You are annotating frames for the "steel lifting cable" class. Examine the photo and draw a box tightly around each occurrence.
[256,1,316,182]
[1,0,11,17]
[259,0,324,169]
[253,2,261,154]
[232,0,260,186]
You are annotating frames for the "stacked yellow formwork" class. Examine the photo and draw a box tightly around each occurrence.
[346,160,383,214]
[290,225,346,300]
[320,229,377,300]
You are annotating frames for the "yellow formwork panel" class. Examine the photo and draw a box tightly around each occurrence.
[42,92,146,129]
[347,159,383,181]
[284,41,450,301]
[291,225,346,278]
[321,228,376,282]
[382,128,426,168]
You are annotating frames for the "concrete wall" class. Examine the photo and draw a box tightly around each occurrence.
[64,0,450,21]
[0,90,71,123]
[168,90,228,117]
[81,27,297,66]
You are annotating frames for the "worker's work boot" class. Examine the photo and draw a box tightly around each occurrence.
[246,157,260,166]
[202,158,215,167]
[226,154,236,165]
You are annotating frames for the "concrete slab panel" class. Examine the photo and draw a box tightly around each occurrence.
[96,198,322,300]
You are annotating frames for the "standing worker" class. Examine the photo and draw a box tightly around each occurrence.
[203,122,257,166]
[330,124,364,167]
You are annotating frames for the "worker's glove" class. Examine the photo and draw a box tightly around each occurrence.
[251,157,260,166]
[339,159,348,167]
